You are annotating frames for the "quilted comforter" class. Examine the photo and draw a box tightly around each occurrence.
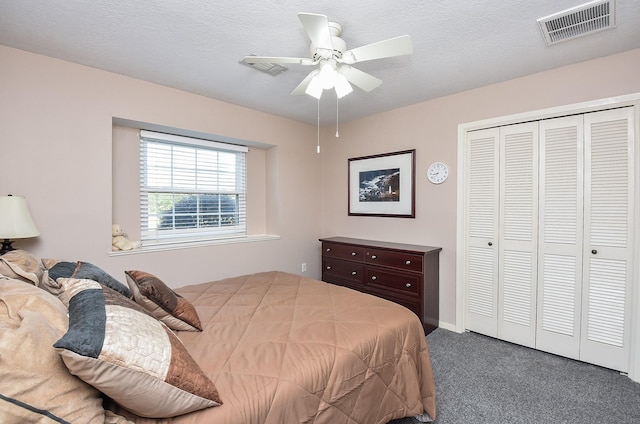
[118,271,436,423]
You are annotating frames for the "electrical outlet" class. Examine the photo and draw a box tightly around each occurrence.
[301,263,307,273]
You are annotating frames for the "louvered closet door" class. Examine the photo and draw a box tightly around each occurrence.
[497,123,538,348]
[464,128,500,336]
[580,107,634,372]
[536,115,584,360]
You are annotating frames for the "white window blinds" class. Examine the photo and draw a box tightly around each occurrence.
[139,130,248,245]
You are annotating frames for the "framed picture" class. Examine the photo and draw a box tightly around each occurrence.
[348,149,416,218]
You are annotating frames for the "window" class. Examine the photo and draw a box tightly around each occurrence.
[139,130,248,245]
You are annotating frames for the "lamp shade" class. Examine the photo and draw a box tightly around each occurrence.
[0,195,40,239]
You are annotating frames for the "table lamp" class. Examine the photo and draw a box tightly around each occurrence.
[0,195,40,254]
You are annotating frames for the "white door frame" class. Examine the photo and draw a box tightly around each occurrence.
[456,93,640,382]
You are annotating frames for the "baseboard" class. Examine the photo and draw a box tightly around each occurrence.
[437,321,459,333]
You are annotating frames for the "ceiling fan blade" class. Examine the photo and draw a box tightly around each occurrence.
[341,35,413,64]
[244,55,316,65]
[339,65,382,92]
[290,70,319,95]
[297,13,333,51]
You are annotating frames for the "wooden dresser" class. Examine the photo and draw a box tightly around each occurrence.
[319,236,441,334]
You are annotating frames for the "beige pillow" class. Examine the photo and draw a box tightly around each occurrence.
[0,249,45,286]
[0,278,106,423]
[125,270,203,331]
[53,278,222,418]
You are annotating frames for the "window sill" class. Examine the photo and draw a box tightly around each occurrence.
[108,234,281,256]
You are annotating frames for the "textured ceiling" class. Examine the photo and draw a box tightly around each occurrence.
[1,0,639,126]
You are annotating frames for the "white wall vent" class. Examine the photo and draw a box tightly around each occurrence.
[240,55,288,76]
[537,0,616,45]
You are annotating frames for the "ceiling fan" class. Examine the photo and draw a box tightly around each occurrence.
[243,12,413,100]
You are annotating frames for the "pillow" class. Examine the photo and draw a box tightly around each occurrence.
[42,258,132,298]
[0,249,45,286]
[125,270,202,332]
[53,278,222,418]
[0,278,106,423]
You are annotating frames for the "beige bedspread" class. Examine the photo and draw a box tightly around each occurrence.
[116,271,436,423]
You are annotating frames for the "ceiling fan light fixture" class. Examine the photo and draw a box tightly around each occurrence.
[305,71,324,99]
[318,60,338,89]
[334,73,353,98]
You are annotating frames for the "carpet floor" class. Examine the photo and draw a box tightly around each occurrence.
[389,328,640,424]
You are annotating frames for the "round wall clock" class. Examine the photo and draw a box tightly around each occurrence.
[427,162,448,184]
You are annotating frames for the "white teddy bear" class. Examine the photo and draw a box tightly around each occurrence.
[112,224,141,251]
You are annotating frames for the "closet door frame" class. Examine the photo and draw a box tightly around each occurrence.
[456,93,640,382]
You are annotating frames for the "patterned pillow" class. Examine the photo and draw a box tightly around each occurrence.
[42,259,132,298]
[0,278,106,423]
[53,278,222,418]
[125,270,202,331]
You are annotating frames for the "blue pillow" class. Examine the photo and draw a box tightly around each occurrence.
[44,260,131,298]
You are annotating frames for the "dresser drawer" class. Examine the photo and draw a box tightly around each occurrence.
[322,257,365,285]
[365,248,423,272]
[365,267,421,296]
[322,242,365,261]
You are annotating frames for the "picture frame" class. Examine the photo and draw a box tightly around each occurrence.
[348,149,416,218]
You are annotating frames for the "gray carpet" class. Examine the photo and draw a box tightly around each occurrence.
[389,328,640,424]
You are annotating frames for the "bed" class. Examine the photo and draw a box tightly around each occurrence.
[0,251,436,424]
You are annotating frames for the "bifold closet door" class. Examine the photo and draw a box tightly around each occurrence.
[537,107,634,372]
[465,106,635,372]
[464,128,499,337]
[536,115,584,360]
[497,123,538,348]
[464,123,538,345]
[579,107,634,372]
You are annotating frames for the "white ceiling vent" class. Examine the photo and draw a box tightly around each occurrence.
[537,0,616,45]
[241,55,288,76]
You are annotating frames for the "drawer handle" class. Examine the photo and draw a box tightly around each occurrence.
[326,266,332,270]
[326,248,331,252]
[405,260,411,265]
[351,252,357,256]
[351,271,357,276]
[371,255,377,259]
[371,275,377,281]
[405,283,412,288]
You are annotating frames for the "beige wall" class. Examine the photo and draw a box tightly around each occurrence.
[320,48,640,326]
[2,43,640,328]
[0,45,322,287]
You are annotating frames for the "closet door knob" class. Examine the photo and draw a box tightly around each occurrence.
[488,242,493,246]
[592,249,597,255]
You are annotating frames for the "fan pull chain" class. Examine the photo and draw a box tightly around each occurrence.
[316,97,320,153]
[336,96,340,138]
